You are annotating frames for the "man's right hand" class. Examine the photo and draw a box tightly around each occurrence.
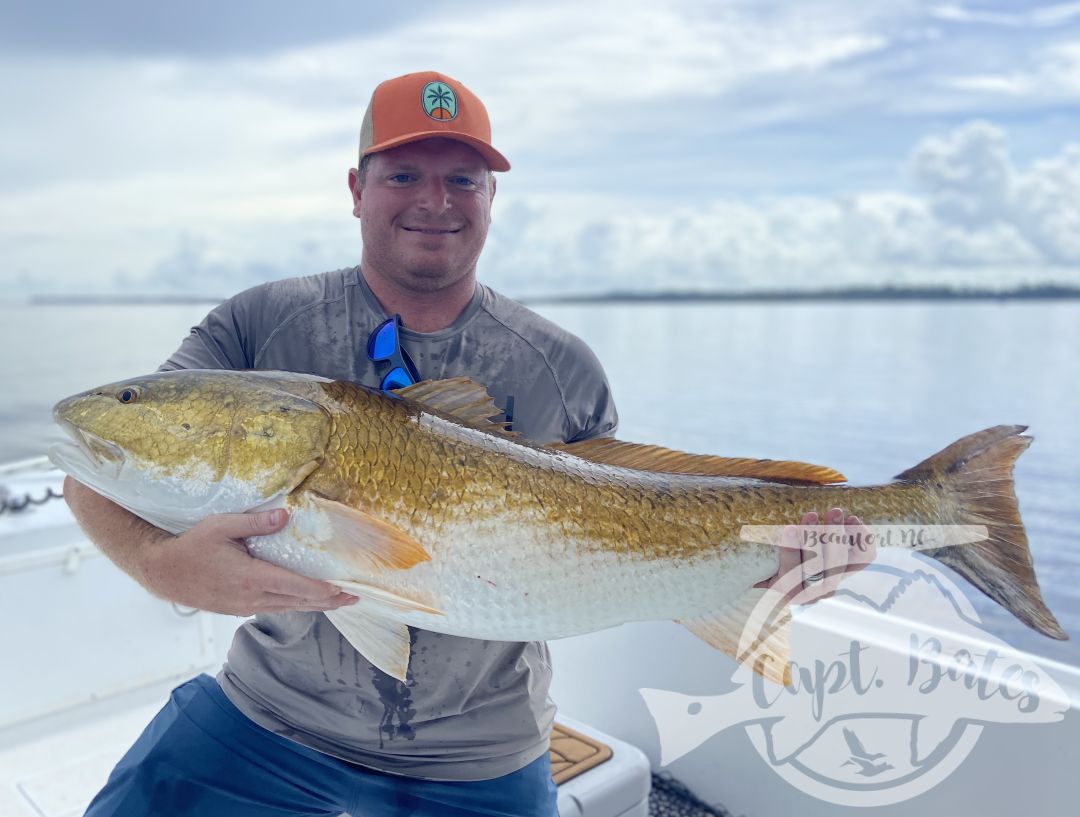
[141,509,360,616]
[63,476,358,617]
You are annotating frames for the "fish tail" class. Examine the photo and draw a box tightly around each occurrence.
[896,425,1067,640]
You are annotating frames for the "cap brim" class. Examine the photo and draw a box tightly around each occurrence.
[362,131,510,172]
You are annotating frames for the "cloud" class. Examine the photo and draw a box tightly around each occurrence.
[4,121,1078,299]
[928,3,1080,28]
[0,0,477,58]
[478,121,1080,296]
[1,2,1078,298]
[910,120,1012,227]
[3,0,1063,201]
[1011,144,1080,261]
[0,0,899,193]
[911,120,1080,263]
[941,40,1080,97]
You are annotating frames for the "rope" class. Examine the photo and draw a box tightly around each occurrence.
[0,486,65,515]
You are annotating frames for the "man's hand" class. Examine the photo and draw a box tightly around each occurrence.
[63,477,358,617]
[753,506,876,605]
[140,510,360,616]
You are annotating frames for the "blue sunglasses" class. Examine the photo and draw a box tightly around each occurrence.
[366,314,421,392]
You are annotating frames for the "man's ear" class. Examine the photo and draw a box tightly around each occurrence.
[490,174,497,202]
[348,168,362,218]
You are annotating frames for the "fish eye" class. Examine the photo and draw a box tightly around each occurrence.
[118,387,139,404]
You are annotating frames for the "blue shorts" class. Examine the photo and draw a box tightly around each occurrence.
[85,674,559,817]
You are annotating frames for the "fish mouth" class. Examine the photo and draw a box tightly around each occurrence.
[49,420,126,481]
[49,417,208,535]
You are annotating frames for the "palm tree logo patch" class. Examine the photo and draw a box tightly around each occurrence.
[421,81,458,120]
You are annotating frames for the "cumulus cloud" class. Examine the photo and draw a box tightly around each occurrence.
[5,121,1078,299]
[910,120,1012,227]
[479,121,1080,296]
[912,120,1080,263]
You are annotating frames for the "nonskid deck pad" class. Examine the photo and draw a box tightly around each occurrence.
[549,721,614,785]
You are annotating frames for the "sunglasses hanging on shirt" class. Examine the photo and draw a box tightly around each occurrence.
[366,314,422,392]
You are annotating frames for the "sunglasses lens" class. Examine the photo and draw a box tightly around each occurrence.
[367,320,398,360]
[382,367,415,391]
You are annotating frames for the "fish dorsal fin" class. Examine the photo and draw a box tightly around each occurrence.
[393,377,517,437]
[548,439,846,484]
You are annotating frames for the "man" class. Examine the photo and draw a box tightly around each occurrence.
[65,71,870,816]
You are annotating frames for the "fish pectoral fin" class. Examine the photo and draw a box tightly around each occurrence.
[309,495,431,572]
[547,439,846,485]
[678,587,792,686]
[324,606,412,683]
[328,579,446,618]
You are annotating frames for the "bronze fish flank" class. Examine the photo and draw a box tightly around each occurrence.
[49,370,1067,685]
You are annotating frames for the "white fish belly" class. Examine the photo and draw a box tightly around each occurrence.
[250,505,781,642]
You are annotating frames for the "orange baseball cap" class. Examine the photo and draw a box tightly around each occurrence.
[358,71,510,172]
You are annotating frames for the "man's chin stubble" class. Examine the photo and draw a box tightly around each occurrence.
[399,266,473,293]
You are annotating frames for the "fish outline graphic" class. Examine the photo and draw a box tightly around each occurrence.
[640,548,1071,807]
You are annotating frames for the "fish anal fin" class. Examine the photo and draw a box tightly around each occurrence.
[548,439,846,484]
[324,606,412,683]
[309,495,431,572]
[393,377,517,437]
[679,588,792,686]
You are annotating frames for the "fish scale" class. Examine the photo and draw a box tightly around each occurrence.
[49,370,1067,685]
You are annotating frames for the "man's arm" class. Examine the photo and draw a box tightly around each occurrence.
[58,289,359,615]
[64,477,358,615]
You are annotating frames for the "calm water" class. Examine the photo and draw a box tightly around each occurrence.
[1,300,1078,664]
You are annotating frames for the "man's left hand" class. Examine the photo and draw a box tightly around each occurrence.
[753,506,876,605]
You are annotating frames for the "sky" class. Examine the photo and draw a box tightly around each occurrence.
[1,0,1079,298]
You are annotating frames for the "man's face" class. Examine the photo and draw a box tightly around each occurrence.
[349,138,495,294]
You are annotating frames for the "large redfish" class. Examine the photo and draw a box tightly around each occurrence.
[49,370,1066,685]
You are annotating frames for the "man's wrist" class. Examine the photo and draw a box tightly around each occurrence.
[133,526,177,592]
